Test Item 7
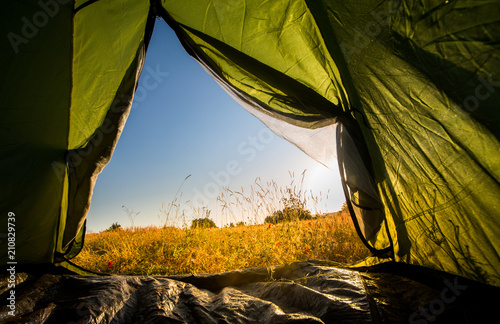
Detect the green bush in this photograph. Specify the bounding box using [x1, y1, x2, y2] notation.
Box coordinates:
[105, 222, 122, 232]
[265, 189, 313, 224]
[191, 218, 217, 229]
[265, 206, 312, 224]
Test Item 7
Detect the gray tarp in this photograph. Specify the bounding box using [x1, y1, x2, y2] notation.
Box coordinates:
[0, 261, 497, 323]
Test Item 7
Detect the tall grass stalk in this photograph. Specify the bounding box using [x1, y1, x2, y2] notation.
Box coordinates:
[74, 173, 370, 275]
[74, 213, 369, 275]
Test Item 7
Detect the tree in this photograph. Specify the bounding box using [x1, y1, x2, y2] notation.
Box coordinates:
[264, 189, 312, 224]
[105, 222, 121, 232]
[264, 207, 312, 224]
[191, 217, 217, 229]
[225, 221, 247, 228]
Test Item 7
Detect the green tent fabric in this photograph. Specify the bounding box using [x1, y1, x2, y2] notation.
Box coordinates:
[158, 0, 500, 286]
[1, 0, 499, 293]
[1, 0, 155, 265]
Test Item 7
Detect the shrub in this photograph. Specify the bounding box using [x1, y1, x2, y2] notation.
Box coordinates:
[265, 206, 312, 224]
[264, 187, 313, 224]
[105, 222, 122, 232]
[191, 217, 217, 229]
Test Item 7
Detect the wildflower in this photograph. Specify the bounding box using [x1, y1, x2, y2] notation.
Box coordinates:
[108, 261, 113, 267]
[268, 224, 271, 229]
[275, 242, 279, 246]
[305, 248, 309, 252]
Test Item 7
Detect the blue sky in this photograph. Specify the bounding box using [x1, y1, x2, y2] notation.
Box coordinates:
[86, 19, 345, 232]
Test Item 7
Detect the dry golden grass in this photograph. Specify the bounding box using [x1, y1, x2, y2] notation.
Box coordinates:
[74, 173, 370, 275]
[73, 212, 370, 275]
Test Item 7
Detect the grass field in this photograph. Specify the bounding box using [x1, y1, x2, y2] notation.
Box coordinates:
[73, 211, 370, 275]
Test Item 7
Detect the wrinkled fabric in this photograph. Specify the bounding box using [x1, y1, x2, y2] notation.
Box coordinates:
[1, 261, 497, 323]
[1, 0, 499, 298]
[159, 0, 500, 286]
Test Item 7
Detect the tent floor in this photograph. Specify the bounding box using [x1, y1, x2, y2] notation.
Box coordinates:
[1, 260, 497, 323]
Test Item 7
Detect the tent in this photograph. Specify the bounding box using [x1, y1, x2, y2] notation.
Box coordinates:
[1, 0, 499, 322]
